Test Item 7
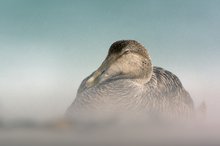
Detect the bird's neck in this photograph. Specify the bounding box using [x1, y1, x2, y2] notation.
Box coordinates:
[105, 55, 153, 85]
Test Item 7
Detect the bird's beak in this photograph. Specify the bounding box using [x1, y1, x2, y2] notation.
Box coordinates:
[85, 56, 114, 88]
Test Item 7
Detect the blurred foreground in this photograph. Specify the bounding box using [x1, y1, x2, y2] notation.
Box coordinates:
[0, 116, 220, 146]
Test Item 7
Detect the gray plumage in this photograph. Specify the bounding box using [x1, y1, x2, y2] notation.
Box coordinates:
[67, 40, 194, 120]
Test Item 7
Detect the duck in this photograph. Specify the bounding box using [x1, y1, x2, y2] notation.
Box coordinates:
[66, 40, 194, 120]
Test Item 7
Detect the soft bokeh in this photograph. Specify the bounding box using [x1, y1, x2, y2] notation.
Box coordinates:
[0, 0, 219, 122]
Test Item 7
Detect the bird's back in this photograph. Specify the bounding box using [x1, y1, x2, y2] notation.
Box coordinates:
[141, 66, 194, 119]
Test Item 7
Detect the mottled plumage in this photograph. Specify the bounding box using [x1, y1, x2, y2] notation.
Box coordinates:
[67, 40, 194, 120]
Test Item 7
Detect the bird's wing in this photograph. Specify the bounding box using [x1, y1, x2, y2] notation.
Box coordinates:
[141, 67, 194, 119]
[153, 67, 193, 102]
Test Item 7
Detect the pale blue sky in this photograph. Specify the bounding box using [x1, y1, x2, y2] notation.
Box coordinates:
[0, 0, 219, 120]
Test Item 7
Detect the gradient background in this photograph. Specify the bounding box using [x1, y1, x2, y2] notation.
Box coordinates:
[0, 0, 219, 121]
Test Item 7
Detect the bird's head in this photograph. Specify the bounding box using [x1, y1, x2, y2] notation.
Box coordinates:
[86, 40, 153, 88]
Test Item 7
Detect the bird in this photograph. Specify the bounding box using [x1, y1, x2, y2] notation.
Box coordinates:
[66, 40, 194, 120]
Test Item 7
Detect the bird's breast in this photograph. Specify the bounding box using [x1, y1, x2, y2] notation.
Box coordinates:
[75, 79, 146, 112]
